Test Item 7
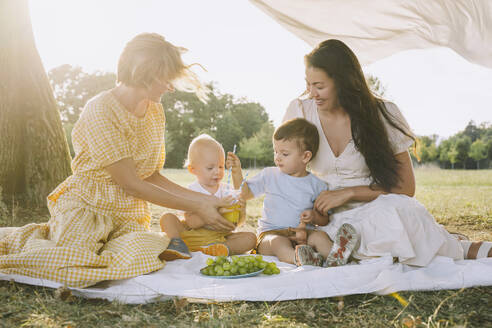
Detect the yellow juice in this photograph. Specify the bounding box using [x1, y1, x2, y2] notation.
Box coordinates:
[222, 204, 241, 224]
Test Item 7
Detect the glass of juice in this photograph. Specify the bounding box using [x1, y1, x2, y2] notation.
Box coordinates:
[222, 189, 241, 224]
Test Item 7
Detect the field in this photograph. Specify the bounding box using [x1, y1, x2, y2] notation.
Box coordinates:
[1, 168, 491, 327]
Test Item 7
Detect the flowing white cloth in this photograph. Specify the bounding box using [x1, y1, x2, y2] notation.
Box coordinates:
[250, 0, 492, 68]
[1, 252, 491, 304]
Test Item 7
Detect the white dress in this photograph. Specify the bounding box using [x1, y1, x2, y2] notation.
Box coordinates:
[283, 98, 463, 266]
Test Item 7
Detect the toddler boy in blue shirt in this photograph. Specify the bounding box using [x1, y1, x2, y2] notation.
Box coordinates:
[227, 118, 359, 266]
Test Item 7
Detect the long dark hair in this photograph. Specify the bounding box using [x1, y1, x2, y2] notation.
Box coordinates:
[305, 39, 415, 191]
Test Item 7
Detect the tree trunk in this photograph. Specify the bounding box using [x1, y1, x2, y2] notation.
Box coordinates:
[0, 0, 72, 208]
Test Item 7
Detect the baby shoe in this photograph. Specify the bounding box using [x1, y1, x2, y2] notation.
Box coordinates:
[198, 243, 230, 256]
[295, 245, 324, 266]
[160, 238, 192, 261]
[324, 223, 359, 267]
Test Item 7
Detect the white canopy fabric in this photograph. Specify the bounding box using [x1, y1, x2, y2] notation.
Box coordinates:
[250, 0, 492, 68]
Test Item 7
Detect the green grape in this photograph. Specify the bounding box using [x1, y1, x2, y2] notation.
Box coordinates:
[230, 266, 238, 274]
[255, 255, 263, 261]
[258, 261, 267, 269]
[267, 262, 276, 270]
[264, 268, 272, 275]
[206, 258, 214, 266]
[224, 270, 231, 276]
[239, 267, 247, 275]
[273, 268, 280, 274]
[222, 262, 231, 270]
[231, 255, 239, 263]
[216, 267, 224, 275]
[237, 260, 245, 267]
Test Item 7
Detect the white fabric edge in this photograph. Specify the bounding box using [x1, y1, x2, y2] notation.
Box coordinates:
[1, 253, 492, 304]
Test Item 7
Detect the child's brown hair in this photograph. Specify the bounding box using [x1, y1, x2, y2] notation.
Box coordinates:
[273, 118, 320, 160]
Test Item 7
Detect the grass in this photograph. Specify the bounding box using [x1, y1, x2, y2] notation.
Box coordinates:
[1, 168, 491, 327]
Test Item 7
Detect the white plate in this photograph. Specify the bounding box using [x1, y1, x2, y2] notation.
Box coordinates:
[200, 268, 265, 279]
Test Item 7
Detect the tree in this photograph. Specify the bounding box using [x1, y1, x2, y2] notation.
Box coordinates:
[448, 147, 459, 169]
[238, 122, 275, 168]
[49, 65, 116, 124]
[463, 120, 481, 142]
[238, 135, 263, 169]
[416, 135, 438, 163]
[454, 136, 472, 168]
[437, 139, 450, 168]
[161, 84, 272, 168]
[0, 0, 72, 208]
[469, 139, 487, 169]
[366, 75, 386, 97]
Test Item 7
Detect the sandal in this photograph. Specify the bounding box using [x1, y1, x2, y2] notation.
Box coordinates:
[295, 245, 324, 266]
[324, 223, 360, 267]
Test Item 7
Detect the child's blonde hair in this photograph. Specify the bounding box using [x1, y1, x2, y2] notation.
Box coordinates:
[185, 134, 224, 168]
[117, 32, 208, 100]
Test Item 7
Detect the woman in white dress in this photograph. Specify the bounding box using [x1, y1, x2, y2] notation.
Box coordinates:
[283, 39, 492, 266]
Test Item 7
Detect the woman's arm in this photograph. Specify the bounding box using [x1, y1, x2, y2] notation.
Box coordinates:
[105, 158, 235, 231]
[145, 170, 227, 202]
[315, 151, 415, 213]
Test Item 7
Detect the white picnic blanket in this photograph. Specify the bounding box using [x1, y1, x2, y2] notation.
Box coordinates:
[1, 253, 491, 304]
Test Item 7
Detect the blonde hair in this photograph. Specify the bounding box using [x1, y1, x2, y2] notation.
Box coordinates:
[117, 33, 208, 100]
[185, 134, 224, 167]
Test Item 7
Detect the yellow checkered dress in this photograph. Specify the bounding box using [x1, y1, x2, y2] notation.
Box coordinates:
[0, 91, 170, 288]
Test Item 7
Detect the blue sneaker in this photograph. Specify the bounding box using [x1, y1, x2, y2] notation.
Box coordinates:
[160, 238, 192, 261]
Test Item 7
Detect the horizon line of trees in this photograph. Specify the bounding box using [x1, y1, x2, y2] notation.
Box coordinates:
[411, 121, 492, 169]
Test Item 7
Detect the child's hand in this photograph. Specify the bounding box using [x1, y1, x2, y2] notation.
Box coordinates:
[293, 222, 307, 245]
[226, 152, 241, 174]
[300, 209, 315, 224]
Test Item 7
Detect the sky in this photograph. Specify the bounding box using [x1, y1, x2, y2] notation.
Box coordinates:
[29, 0, 492, 138]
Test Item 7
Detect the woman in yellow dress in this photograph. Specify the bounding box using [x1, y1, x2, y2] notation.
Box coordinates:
[0, 33, 235, 288]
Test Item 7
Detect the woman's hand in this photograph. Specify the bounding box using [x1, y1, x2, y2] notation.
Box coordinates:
[314, 189, 354, 214]
[198, 196, 236, 232]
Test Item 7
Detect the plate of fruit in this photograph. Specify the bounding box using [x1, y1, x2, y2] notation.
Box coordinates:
[200, 255, 280, 278]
